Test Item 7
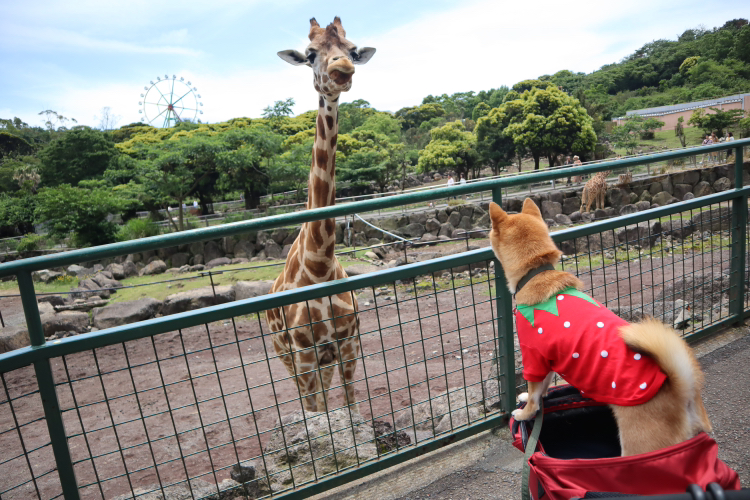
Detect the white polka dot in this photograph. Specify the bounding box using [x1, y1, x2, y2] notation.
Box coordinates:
[634, 353, 642, 360]
[597, 322, 604, 328]
[557, 295, 564, 300]
[563, 321, 571, 328]
[640, 383, 647, 390]
[537, 327, 543, 334]
[601, 350, 608, 358]
[572, 352, 579, 358]
[611, 381, 616, 389]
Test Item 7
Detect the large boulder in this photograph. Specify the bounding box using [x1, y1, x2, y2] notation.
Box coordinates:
[690, 207, 730, 232]
[105, 263, 127, 280]
[264, 241, 282, 259]
[425, 218, 441, 234]
[203, 240, 224, 263]
[558, 230, 615, 255]
[344, 264, 379, 276]
[169, 252, 190, 269]
[673, 183, 693, 200]
[693, 181, 714, 198]
[562, 197, 581, 215]
[458, 216, 473, 230]
[77, 278, 111, 299]
[401, 223, 426, 238]
[0, 325, 30, 353]
[140, 259, 167, 276]
[233, 240, 256, 259]
[91, 272, 123, 291]
[32, 270, 64, 284]
[41, 311, 89, 337]
[205, 257, 232, 269]
[92, 298, 162, 329]
[448, 211, 461, 227]
[541, 201, 562, 220]
[616, 221, 662, 248]
[713, 177, 731, 192]
[161, 286, 236, 315]
[606, 188, 629, 209]
[122, 260, 138, 278]
[651, 191, 673, 207]
[271, 228, 289, 245]
[234, 281, 274, 300]
[258, 409, 377, 496]
[438, 223, 453, 237]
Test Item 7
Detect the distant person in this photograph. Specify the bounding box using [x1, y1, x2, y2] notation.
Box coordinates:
[565, 155, 573, 185]
[726, 132, 735, 160]
[193, 200, 199, 208]
[711, 133, 719, 163]
[572, 155, 583, 184]
[701, 134, 713, 165]
[446, 175, 456, 200]
[459, 173, 467, 199]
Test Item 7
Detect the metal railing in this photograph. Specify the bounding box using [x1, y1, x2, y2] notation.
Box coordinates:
[0, 139, 747, 500]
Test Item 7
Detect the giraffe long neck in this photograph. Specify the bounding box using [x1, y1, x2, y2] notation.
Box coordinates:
[308, 95, 338, 209]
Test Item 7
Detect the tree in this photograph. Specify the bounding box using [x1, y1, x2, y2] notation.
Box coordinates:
[611, 118, 643, 155]
[338, 100, 376, 134]
[338, 129, 405, 194]
[0, 132, 33, 158]
[475, 106, 517, 175]
[417, 120, 479, 179]
[38, 127, 117, 186]
[35, 184, 125, 246]
[688, 107, 745, 135]
[502, 85, 597, 169]
[675, 116, 688, 147]
[0, 193, 36, 237]
[96, 107, 121, 131]
[38, 110, 77, 131]
[262, 98, 295, 122]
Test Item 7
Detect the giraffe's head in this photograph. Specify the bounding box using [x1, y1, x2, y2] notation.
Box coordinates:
[278, 17, 376, 98]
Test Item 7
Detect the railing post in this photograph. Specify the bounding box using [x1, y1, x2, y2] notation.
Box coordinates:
[17, 271, 80, 499]
[491, 187, 517, 415]
[730, 146, 746, 323]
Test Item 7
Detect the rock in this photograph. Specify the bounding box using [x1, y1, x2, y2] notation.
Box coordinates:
[619, 204, 637, 215]
[401, 223, 426, 238]
[161, 286, 236, 316]
[233, 240, 256, 259]
[41, 311, 89, 337]
[661, 219, 695, 239]
[77, 279, 111, 299]
[693, 181, 714, 197]
[189, 241, 205, 257]
[234, 281, 273, 300]
[606, 188, 629, 209]
[593, 209, 608, 220]
[660, 177, 673, 195]
[113, 479, 241, 500]
[259, 409, 377, 495]
[265, 241, 282, 259]
[122, 261, 138, 278]
[713, 177, 731, 192]
[231, 462, 261, 498]
[541, 201, 562, 219]
[683, 192, 695, 200]
[469, 228, 487, 239]
[558, 231, 615, 255]
[105, 263, 127, 280]
[409, 212, 428, 226]
[629, 192, 639, 204]
[616, 221, 662, 248]
[673, 183, 693, 200]
[66, 264, 92, 277]
[438, 223, 453, 238]
[156, 246, 177, 261]
[425, 218, 441, 234]
[458, 216, 473, 230]
[569, 211, 582, 222]
[344, 264, 379, 276]
[635, 200, 652, 211]
[231, 258, 248, 265]
[270, 228, 289, 245]
[651, 191, 672, 206]
[0, 325, 30, 353]
[690, 207, 730, 232]
[91, 272, 123, 291]
[38, 295, 67, 307]
[364, 250, 379, 259]
[448, 211, 461, 227]
[436, 209, 449, 224]
[554, 214, 572, 225]
[563, 197, 581, 215]
[639, 190, 652, 203]
[169, 252, 190, 268]
[459, 205, 474, 219]
[548, 191, 564, 204]
[203, 240, 224, 263]
[140, 259, 167, 276]
[32, 270, 64, 283]
[649, 182, 663, 195]
[206, 257, 232, 269]
[395, 386, 489, 436]
[420, 233, 438, 243]
[281, 244, 292, 259]
[189, 265, 205, 272]
[474, 213, 490, 228]
[92, 298, 162, 329]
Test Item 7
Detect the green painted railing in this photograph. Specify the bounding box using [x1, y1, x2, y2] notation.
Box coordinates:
[0, 139, 747, 500]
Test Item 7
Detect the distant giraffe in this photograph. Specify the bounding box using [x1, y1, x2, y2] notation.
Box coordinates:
[266, 17, 376, 413]
[617, 171, 633, 188]
[580, 170, 611, 213]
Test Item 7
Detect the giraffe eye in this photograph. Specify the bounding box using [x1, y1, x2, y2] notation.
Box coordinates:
[307, 52, 316, 63]
[350, 49, 359, 61]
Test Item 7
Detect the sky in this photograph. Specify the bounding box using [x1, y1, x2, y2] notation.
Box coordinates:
[1, 0, 748, 129]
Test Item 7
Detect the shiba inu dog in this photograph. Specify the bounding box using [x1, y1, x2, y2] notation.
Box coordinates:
[488, 198, 711, 456]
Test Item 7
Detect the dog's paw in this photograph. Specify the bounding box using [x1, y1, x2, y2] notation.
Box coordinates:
[517, 392, 529, 403]
[512, 408, 534, 421]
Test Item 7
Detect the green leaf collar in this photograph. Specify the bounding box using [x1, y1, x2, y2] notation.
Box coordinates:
[516, 287, 599, 327]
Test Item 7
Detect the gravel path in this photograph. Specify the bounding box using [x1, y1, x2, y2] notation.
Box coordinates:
[398, 327, 750, 500]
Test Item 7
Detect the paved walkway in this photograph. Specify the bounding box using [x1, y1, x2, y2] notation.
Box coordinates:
[396, 326, 750, 500]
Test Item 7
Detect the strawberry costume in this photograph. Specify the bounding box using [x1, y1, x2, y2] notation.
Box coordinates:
[515, 288, 666, 406]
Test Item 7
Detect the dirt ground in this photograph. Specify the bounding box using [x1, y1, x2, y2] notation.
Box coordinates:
[0, 236, 738, 499]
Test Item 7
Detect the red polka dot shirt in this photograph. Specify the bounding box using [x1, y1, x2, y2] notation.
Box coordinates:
[515, 288, 667, 406]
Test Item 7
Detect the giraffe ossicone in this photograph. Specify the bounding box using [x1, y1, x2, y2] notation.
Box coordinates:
[267, 17, 376, 415]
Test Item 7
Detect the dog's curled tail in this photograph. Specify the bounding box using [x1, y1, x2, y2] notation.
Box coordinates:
[620, 318, 711, 432]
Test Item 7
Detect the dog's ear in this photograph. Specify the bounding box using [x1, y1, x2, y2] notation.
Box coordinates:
[521, 198, 543, 219]
[489, 202, 507, 228]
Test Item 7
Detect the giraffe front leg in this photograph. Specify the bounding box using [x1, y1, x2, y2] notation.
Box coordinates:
[337, 338, 360, 414]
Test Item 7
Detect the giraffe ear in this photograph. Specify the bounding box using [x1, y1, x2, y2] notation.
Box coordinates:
[278, 50, 309, 66]
[353, 47, 376, 65]
[521, 198, 543, 219]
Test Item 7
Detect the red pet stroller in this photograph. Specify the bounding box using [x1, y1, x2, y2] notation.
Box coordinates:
[509, 385, 743, 500]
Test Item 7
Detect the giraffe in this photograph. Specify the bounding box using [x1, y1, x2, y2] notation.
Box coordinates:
[579, 170, 611, 213]
[267, 17, 376, 414]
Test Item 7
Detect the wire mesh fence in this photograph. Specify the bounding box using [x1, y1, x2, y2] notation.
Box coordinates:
[0, 142, 747, 499]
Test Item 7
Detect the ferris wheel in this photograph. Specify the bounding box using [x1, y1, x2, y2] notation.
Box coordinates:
[138, 75, 203, 127]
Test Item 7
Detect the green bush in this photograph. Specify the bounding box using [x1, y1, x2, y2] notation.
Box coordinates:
[117, 217, 160, 241]
[16, 233, 45, 253]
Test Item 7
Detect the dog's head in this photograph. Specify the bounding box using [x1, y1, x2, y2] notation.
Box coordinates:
[489, 199, 562, 293]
